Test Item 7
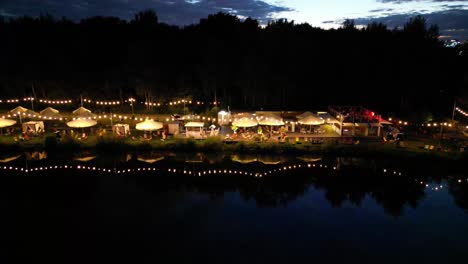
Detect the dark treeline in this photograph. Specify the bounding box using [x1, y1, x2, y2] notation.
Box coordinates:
[0, 11, 466, 120]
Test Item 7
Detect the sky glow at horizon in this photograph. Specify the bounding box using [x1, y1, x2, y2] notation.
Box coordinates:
[1, 0, 468, 39]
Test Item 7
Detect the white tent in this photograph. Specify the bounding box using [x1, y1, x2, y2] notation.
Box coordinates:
[39, 107, 62, 119]
[22, 121, 45, 133]
[112, 124, 130, 136]
[0, 118, 16, 128]
[217, 110, 231, 125]
[185, 121, 205, 127]
[232, 117, 258, 128]
[67, 119, 97, 128]
[72, 106, 96, 119]
[185, 122, 205, 139]
[258, 114, 284, 126]
[135, 119, 163, 131]
[298, 115, 325, 125]
[9, 106, 39, 117]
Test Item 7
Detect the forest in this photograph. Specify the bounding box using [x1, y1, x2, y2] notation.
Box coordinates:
[0, 11, 466, 121]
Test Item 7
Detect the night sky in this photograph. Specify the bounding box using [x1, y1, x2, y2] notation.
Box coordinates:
[1, 0, 468, 39]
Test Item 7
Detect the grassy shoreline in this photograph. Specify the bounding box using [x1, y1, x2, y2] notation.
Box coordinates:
[0, 134, 466, 162]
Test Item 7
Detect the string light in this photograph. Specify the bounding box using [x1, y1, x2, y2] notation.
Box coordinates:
[455, 107, 468, 117]
[0, 99, 20, 103]
[38, 99, 73, 104]
[96, 101, 120, 105]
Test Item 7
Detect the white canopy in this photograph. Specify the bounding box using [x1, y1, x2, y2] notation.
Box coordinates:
[185, 122, 204, 127]
[112, 123, 130, 136]
[9, 106, 39, 116]
[22, 121, 45, 133]
[67, 119, 97, 128]
[136, 119, 163, 131]
[232, 117, 258, 128]
[298, 115, 325, 125]
[39, 107, 62, 119]
[258, 114, 284, 126]
[0, 118, 16, 128]
[72, 106, 96, 118]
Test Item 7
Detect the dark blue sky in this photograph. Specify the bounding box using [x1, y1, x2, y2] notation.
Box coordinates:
[1, 0, 467, 39]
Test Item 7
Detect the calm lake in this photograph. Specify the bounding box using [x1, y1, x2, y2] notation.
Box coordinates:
[0, 151, 467, 263]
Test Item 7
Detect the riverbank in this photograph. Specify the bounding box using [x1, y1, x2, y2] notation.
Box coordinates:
[0, 134, 466, 162]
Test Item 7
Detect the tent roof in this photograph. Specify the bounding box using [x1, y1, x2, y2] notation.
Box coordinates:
[298, 115, 325, 125]
[232, 117, 258, 127]
[185, 121, 204, 127]
[0, 118, 16, 128]
[135, 119, 163, 131]
[67, 119, 97, 128]
[40, 107, 59, 114]
[23, 121, 44, 125]
[39, 107, 62, 119]
[9, 106, 39, 116]
[258, 113, 284, 126]
[72, 106, 96, 118]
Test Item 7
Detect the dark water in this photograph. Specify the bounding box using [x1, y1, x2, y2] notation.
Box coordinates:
[0, 151, 467, 263]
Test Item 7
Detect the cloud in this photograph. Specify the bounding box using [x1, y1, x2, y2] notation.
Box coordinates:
[369, 8, 395, 12]
[377, 0, 468, 3]
[354, 8, 468, 39]
[0, 0, 292, 25]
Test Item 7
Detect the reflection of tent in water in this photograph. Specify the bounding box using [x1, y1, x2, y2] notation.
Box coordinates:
[112, 124, 130, 136]
[22, 121, 45, 133]
[184, 153, 204, 163]
[137, 155, 165, 164]
[203, 153, 225, 164]
[26, 151, 47, 160]
[74, 155, 97, 162]
[297, 156, 322, 163]
[257, 156, 284, 165]
[231, 154, 258, 164]
[0, 154, 21, 163]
